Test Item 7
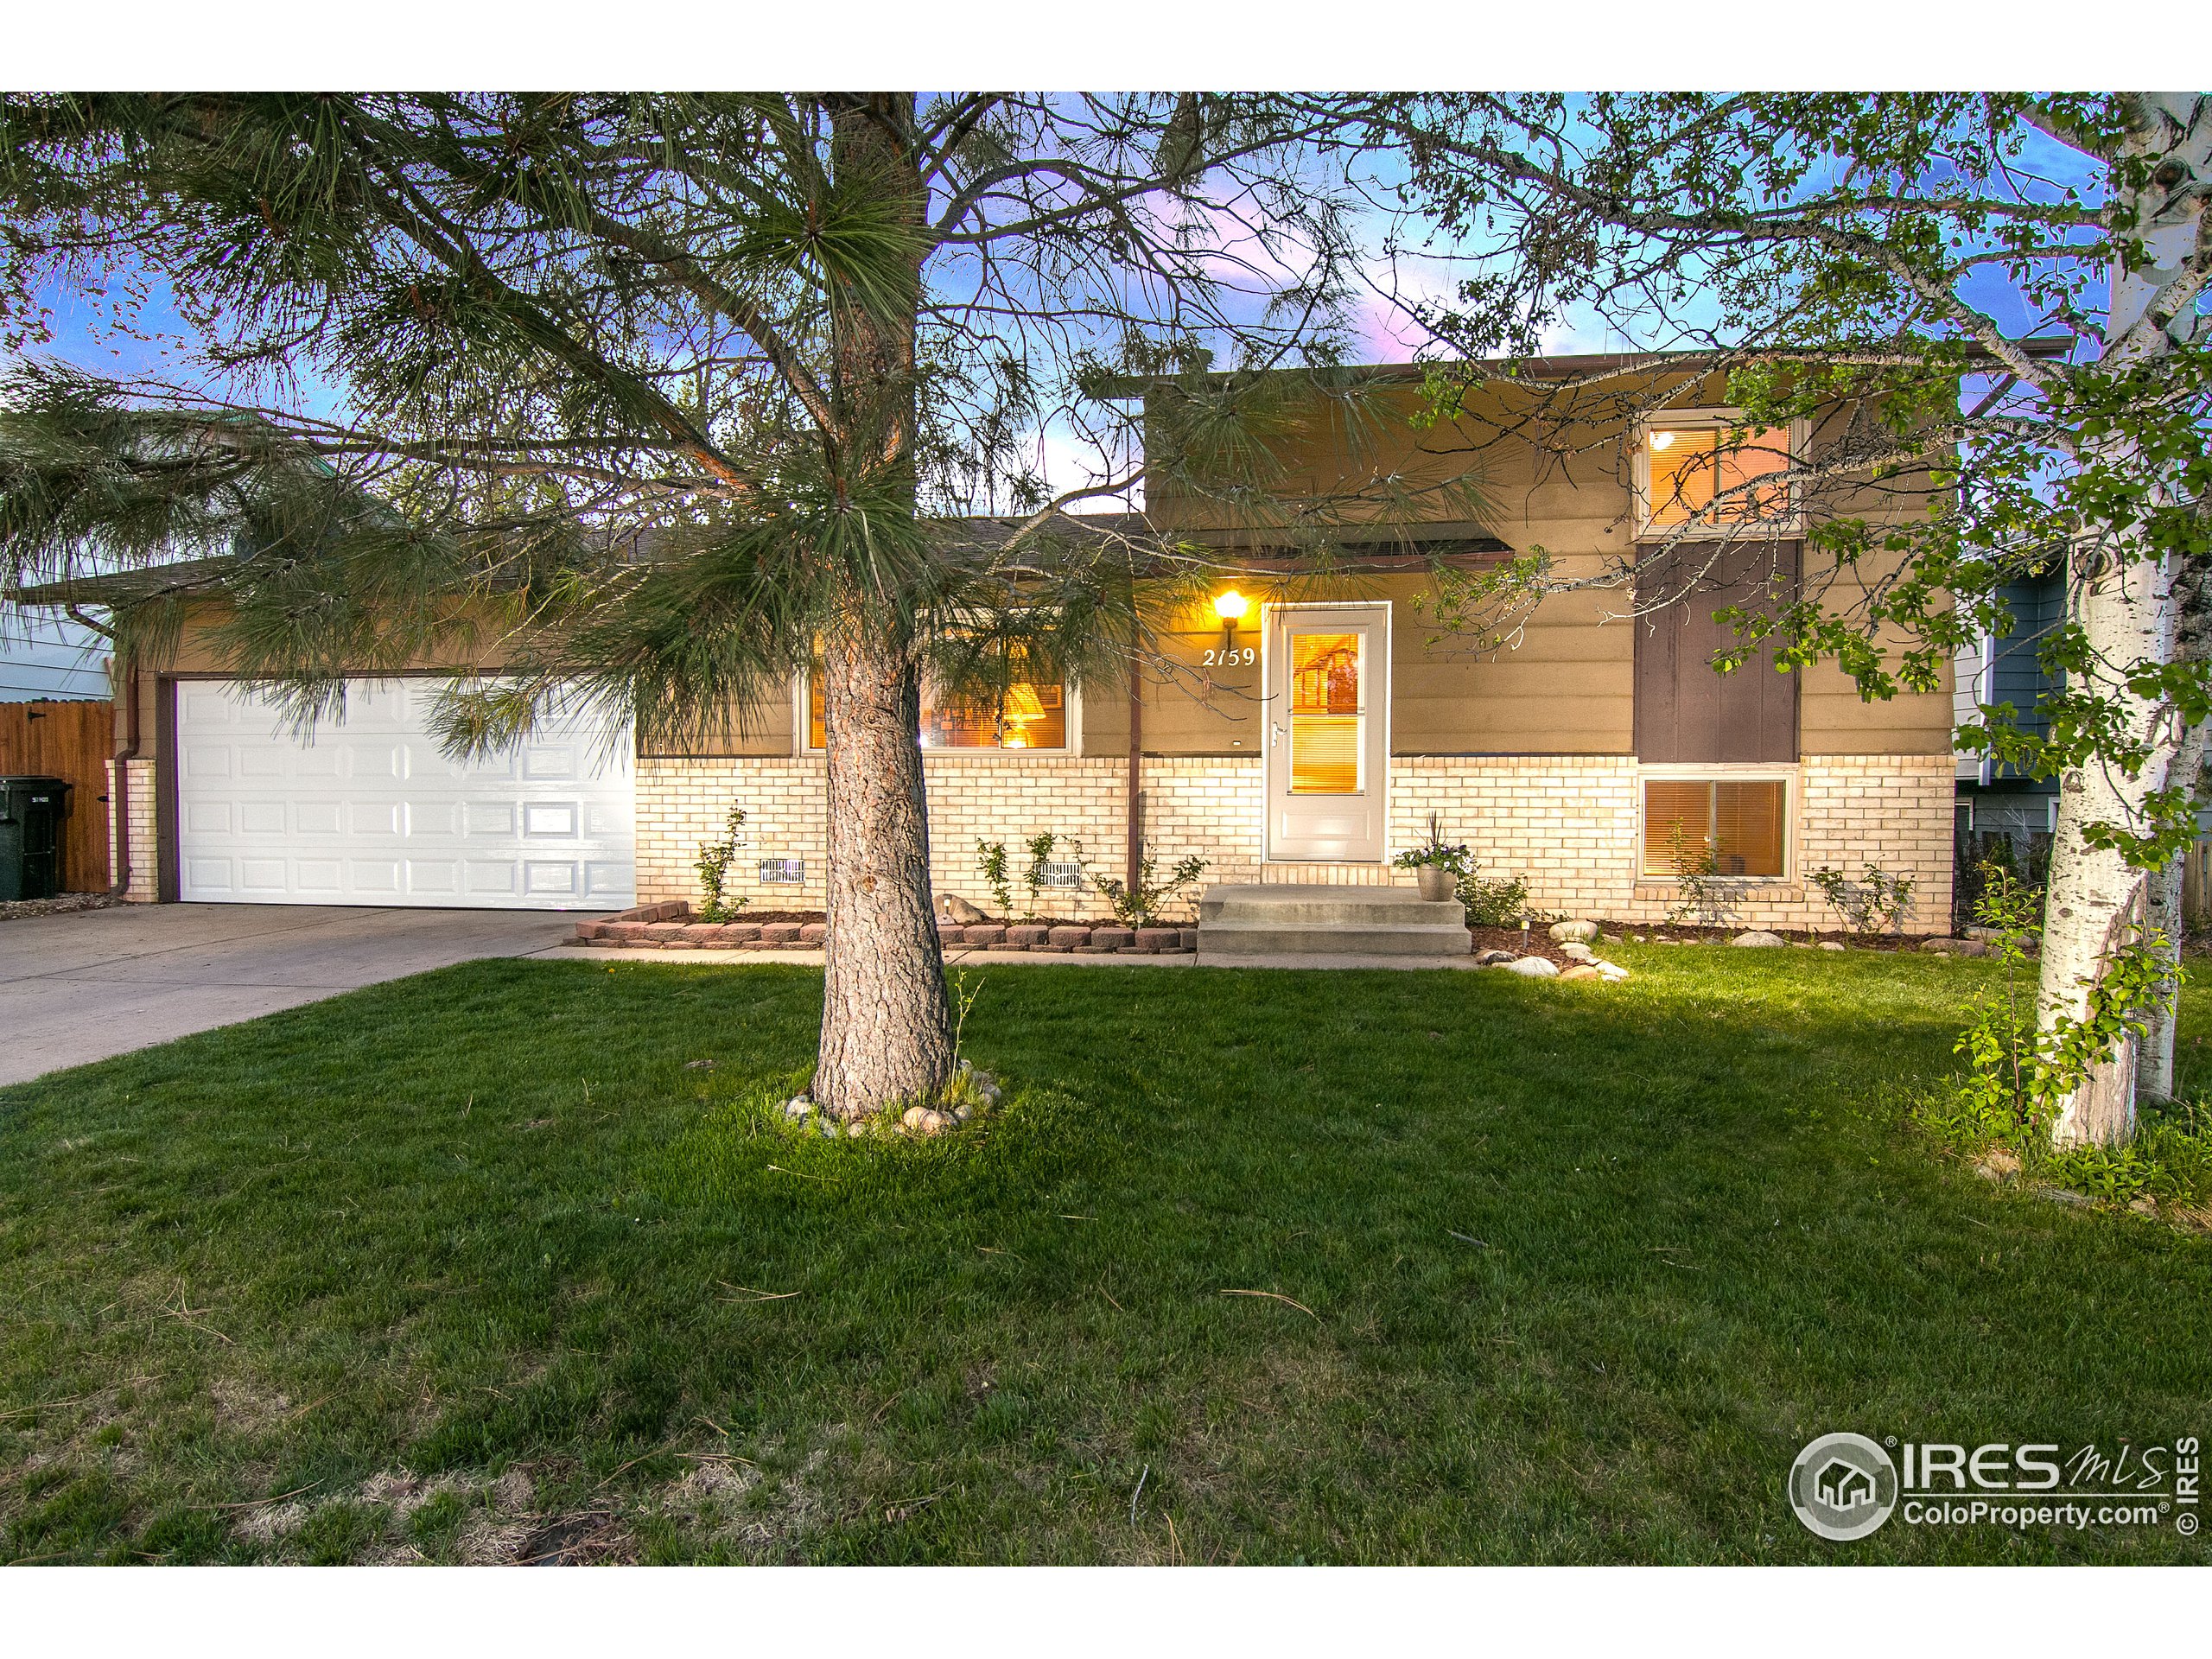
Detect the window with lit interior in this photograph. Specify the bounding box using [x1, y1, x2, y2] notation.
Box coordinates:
[1642, 779, 1788, 878]
[1640, 417, 1797, 535]
[807, 654, 1067, 752]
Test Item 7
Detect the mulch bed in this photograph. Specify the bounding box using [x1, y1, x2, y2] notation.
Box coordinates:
[0, 891, 124, 925]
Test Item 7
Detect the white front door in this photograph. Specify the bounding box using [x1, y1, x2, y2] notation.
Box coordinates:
[175, 677, 636, 909]
[1265, 604, 1389, 862]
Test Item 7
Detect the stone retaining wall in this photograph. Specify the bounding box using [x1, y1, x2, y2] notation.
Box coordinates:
[575, 900, 1196, 954]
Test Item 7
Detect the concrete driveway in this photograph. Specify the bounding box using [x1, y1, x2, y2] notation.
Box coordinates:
[0, 904, 594, 1086]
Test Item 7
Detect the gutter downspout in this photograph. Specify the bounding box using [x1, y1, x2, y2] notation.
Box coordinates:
[107, 656, 140, 899]
[1126, 668, 1144, 896]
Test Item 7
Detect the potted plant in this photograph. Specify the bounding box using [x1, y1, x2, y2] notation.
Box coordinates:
[1393, 815, 1471, 902]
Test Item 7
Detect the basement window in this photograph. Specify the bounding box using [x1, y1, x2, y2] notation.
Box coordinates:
[805, 655, 1068, 753]
[1642, 778, 1789, 878]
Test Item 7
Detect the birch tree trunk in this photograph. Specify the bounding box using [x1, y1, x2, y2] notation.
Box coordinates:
[2041, 93, 2212, 1147]
[2140, 557, 2212, 1101]
[812, 94, 956, 1119]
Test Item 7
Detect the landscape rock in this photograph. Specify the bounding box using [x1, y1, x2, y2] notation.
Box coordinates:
[1819, 941, 1846, 952]
[783, 1097, 813, 1120]
[1732, 931, 1785, 948]
[1558, 963, 1601, 982]
[1475, 949, 1519, 966]
[1973, 1147, 2020, 1180]
[1548, 919, 1601, 944]
[1505, 956, 1559, 978]
[939, 894, 988, 925]
[1597, 963, 1630, 982]
[2129, 1194, 2158, 1217]
[901, 1105, 930, 1131]
[1921, 937, 1988, 957]
[1559, 942, 1597, 963]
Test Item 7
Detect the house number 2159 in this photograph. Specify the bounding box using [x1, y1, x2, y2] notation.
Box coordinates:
[1203, 646, 1256, 666]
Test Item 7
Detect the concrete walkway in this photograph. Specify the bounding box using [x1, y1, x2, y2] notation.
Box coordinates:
[0, 904, 594, 1086]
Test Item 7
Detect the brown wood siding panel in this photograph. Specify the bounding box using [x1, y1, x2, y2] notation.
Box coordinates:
[1633, 543, 1800, 763]
[0, 699, 114, 891]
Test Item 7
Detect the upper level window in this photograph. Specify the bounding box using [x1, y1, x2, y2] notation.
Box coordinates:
[806, 655, 1068, 752]
[1637, 412, 1802, 537]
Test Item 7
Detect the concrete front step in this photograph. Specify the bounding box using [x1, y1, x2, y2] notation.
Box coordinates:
[1196, 883, 1471, 962]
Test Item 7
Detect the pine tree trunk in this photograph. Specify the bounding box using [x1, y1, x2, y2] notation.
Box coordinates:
[2038, 94, 2212, 1147]
[809, 92, 954, 1118]
[816, 622, 953, 1118]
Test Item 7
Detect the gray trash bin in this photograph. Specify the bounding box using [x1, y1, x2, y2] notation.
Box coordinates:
[0, 776, 71, 901]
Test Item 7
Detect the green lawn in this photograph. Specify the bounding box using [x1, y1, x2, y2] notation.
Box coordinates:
[3, 946, 2209, 1564]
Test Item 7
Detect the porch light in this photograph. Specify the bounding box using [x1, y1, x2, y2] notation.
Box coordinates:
[1214, 588, 1249, 652]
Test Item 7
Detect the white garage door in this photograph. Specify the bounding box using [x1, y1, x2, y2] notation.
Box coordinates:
[176, 677, 635, 909]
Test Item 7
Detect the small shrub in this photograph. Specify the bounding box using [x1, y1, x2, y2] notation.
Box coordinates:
[1457, 868, 1534, 928]
[1810, 862, 1917, 938]
[1920, 856, 2194, 1209]
[694, 802, 749, 923]
[1092, 850, 1209, 926]
[976, 841, 1014, 918]
[1664, 822, 1734, 927]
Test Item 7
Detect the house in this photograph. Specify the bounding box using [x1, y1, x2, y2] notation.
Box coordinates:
[17, 354, 1955, 933]
[1953, 564, 2063, 847]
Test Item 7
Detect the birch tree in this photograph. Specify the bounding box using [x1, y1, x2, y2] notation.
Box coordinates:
[1395, 92, 2212, 1145]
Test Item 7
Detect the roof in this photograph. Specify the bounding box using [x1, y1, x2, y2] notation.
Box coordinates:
[7, 553, 248, 608]
[1096, 340, 2078, 397]
[8, 512, 1509, 609]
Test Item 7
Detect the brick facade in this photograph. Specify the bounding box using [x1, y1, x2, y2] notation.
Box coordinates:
[635, 749, 1953, 933]
[109, 757, 159, 904]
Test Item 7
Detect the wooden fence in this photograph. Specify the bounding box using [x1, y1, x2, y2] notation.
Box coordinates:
[0, 699, 115, 892]
[2185, 836, 2212, 931]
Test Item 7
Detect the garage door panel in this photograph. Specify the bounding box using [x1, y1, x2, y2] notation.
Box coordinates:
[176, 678, 633, 910]
[407, 860, 459, 894]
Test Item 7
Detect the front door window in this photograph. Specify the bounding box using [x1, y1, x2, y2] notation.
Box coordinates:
[1289, 631, 1364, 794]
[1267, 607, 1388, 861]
